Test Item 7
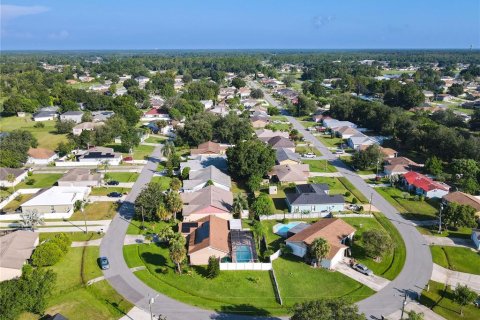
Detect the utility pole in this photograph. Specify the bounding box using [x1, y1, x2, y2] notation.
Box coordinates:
[82, 202, 88, 234]
[438, 203, 444, 234]
[400, 292, 408, 320]
[369, 192, 373, 215]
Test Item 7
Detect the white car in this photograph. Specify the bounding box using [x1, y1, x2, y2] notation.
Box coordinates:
[303, 153, 315, 158]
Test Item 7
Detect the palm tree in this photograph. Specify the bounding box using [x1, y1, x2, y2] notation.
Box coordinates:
[251, 220, 265, 252]
[169, 239, 186, 274]
[169, 177, 182, 191]
[309, 237, 330, 268]
[165, 191, 183, 217]
[156, 203, 171, 221]
[232, 193, 248, 218]
[162, 141, 176, 159]
[6, 173, 16, 193]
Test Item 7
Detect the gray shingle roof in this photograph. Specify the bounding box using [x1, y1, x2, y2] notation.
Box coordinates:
[286, 192, 344, 205]
[183, 166, 231, 190]
[276, 148, 300, 164]
[267, 136, 295, 149]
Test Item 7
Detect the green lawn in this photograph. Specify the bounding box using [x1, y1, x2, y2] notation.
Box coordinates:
[151, 176, 172, 190]
[302, 160, 337, 173]
[266, 123, 291, 131]
[308, 176, 365, 204]
[69, 202, 118, 221]
[0, 116, 68, 150]
[40, 232, 104, 242]
[125, 243, 284, 316]
[38, 245, 132, 320]
[376, 187, 439, 220]
[343, 214, 406, 280]
[270, 116, 288, 122]
[126, 219, 174, 235]
[431, 246, 480, 275]
[14, 174, 62, 190]
[90, 186, 129, 196]
[259, 186, 292, 214]
[273, 255, 375, 307]
[106, 172, 139, 182]
[417, 226, 473, 239]
[316, 135, 344, 149]
[300, 121, 318, 129]
[132, 144, 155, 160]
[338, 177, 369, 203]
[145, 136, 167, 144]
[2, 194, 34, 212]
[295, 145, 321, 156]
[420, 281, 480, 320]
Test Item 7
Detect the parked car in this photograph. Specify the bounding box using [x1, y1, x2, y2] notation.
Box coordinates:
[335, 149, 344, 154]
[107, 192, 123, 198]
[107, 180, 119, 186]
[303, 153, 315, 158]
[99, 256, 110, 270]
[353, 263, 373, 276]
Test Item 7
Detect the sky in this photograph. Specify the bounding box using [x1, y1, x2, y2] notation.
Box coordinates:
[1, 0, 479, 50]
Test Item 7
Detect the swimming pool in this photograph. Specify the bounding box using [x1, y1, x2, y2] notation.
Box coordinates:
[273, 221, 303, 237]
[235, 245, 253, 262]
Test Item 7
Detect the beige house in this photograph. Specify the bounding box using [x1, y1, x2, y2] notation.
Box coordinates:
[181, 185, 233, 222]
[443, 191, 480, 216]
[185, 215, 230, 265]
[269, 164, 310, 184]
[0, 231, 39, 281]
[0, 167, 28, 187]
[250, 115, 269, 128]
[72, 121, 104, 136]
[21, 186, 90, 219]
[27, 148, 58, 165]
[57, 168, 102, 187]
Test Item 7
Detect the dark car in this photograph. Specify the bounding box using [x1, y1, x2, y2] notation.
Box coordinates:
[107, 180, 119, 186]
[107, 192, 122, 198]
[353, 263, 373, 276]
[99, 256, 110, 270]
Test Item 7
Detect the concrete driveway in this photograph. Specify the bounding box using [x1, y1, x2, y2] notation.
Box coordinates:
[431, 263, 480, 293]
[335, 260, 390, 291]
[424, 235, 475, 248]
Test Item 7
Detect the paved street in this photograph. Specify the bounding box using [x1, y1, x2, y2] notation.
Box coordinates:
[255, 82, 433, 319]
[431, 263, 480, 293]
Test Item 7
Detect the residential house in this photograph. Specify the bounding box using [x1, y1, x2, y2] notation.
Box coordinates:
[276, 148, 301, 165]
[323, 119, 357, 129]
[209, 105, 231, 117]
[32, 111, 57, 122]
[267, 136, 295, 152]
[200, 100, 214, 109]
[0, 168, 28, 187]
[135, 76, 150, 87]
[150, 96, 165, 108]
[250, 115, 270, 128]
[72, 121, 104, 136]
[0, 231, 39, 281]
[92, 111, 115, 122]
[285, 184, 345, 215]
[21, 186, 90, 219]
[471, 229, 480, 250]
[383, 157, 421, 176]
[190, 141, 226, 156]
[89, 84, 110, 92]
[77, 147, 122, 166]
[334, 126, 362, 139]
[255, 129, 289, 142]
[57, 168, 102, 187]
[269, 164, 310, 184]
[60, 111, 84, 123]
[184, 215, 230, 265]
[237, 87, 251, 99]
[27, 148, 58, 165]
[442, 191, 480, 216]
[380, 147, 398, 159]
[436, 94, 454, 102]
[402, 171, 450, 198]
[183, 166, 231, 193]
[180, 156, 228, 173]
[286, 218, 355, 269]
[218, 87, 236, 100]
[312, 114, 327, 123]
[142, 108, 170, 121]
[181, 185, 233, 222]
[347, 134, 377, 150]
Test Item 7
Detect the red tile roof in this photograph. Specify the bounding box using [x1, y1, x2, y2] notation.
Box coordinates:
[403, 171, 449, 192]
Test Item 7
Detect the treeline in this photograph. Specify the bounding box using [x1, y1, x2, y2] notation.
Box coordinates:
[329, 95, 480, 162]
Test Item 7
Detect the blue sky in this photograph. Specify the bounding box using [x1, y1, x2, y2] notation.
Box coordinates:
[1, 0, 479, 50]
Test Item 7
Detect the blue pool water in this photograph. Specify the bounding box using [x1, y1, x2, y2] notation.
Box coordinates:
[235, 245, 253, 262]
[273, 221, 302, 237]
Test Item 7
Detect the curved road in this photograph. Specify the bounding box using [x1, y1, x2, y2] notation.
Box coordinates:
[257, 82, 433, 318]
[101, 84, 433, 319]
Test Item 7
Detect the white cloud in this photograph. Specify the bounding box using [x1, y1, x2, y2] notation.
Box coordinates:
[48, 30, 69, 40]
[312, 15, 336, 29]
[1, 4, 49, 22]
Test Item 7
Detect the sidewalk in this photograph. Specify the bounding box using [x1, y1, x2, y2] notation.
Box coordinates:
[72, 234, 147, 247]
[334, 259, 390, 291]
[385, 301, 446, 320]
[431, 263, 480, 293]
[309, 172, 343, 177]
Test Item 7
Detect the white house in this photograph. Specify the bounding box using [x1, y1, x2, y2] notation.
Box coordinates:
[60, 111, 84, 123]
[347, 134, 377, 150]
[200, 100, 214, 109]
[142, 108, 171, 121]
[72, 122, 105, 136]
[286, 218, 355, 269]
[0, 168, 28, 187]
[285, 184, 345, 216]
[27, 148, 58, 165]
[32, 111, 57, 122]
[77, 147, 122, 166]
[20, 186, 91, 219]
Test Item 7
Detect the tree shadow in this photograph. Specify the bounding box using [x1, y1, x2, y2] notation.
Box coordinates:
[212, 304, 280, 319]
[140, 251, 168, 272]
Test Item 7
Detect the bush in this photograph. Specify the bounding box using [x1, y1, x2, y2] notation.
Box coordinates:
[14, 195, 23, 202]
[51, 233, 72, 254]
[264, 249, 274, 260]
[158, 266, 169, 274]
[351, 198, 358, 204]
[31, 241, 64, 266]
[33, 122, 45, 128]
[344, 191, 351, 197]
[25, 179, 35, 186]
[206, 256, 220, 279]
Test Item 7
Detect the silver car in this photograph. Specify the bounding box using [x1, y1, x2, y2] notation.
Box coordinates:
[353, 263, 373, 276]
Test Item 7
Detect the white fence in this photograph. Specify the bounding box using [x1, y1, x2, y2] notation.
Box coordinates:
[220, 262, 272, 271]
[269, 249, 282, 261]
[0, 188, 41, 210]
[260, 213, 374, 220]
[333, 213, 374, 218]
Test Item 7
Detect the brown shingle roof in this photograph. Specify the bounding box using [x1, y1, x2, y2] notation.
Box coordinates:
[28, 147, 56, 159]
[270, 164, 309, 182]
[190, 141, 225, 155]
[443, 191, 480, 212]
[287, 218, 356, 259]
[188, 215, 230, 254]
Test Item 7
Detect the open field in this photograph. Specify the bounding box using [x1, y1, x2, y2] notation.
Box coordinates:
[106, 172, 139, 182]
[70, 201, 119, 221]
[0, 116, 68, 150]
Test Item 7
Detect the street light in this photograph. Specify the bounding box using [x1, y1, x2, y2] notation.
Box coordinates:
[149, 297, 155, 320]
[438, 203, 444, 234]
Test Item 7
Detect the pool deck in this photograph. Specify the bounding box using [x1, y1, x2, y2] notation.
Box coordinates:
[230, 230, 258, 262]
